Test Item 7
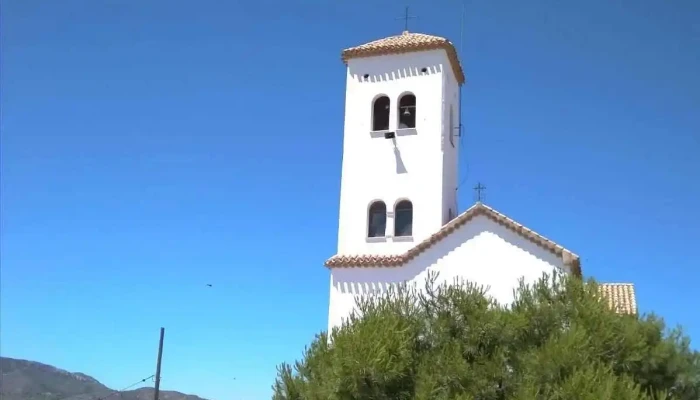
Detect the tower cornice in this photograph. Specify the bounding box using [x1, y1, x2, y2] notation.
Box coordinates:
[341, 31, 466, 85]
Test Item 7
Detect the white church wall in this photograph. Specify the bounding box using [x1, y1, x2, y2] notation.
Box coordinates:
[327, 215, 567, 332]
[441, 67, 460, 222]
[336, 49, 459, 257]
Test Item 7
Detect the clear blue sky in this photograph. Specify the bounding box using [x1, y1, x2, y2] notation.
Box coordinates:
[2, 1, 699, 399]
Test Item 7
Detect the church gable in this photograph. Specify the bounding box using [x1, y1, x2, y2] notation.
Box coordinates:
[326, 202, 582, 277]
[329, 205, 576, 317]
[327, 203, 637, 319]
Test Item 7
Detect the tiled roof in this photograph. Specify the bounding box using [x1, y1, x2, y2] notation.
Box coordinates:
[341, 31, 466, 85]
[325, 202, 582, 276]
[599, 283, 637, 315]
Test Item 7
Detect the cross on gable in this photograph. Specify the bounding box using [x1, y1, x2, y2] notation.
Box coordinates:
[395, 6, 417, 31]
[474, 182, 486, 202]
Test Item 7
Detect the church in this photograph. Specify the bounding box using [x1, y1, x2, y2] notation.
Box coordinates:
[325, 30, 637, 333]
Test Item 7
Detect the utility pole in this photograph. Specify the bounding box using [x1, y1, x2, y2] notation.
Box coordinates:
[153, 327, 165, 400]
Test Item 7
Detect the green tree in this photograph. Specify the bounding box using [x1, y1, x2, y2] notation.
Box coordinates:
[272, 273, 700, 400]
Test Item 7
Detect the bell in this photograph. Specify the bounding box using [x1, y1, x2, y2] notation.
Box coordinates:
[403, 108, 411, 116]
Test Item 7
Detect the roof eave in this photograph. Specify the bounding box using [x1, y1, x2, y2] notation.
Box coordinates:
[341, 44, 466, 85]
[325, 202, 580, 274]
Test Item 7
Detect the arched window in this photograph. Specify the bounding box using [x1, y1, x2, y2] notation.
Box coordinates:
[398, 93, 416, 129]
[394, 200, 413, 237]
[372, 96, 390, 131]
[367, 201, 387, 237]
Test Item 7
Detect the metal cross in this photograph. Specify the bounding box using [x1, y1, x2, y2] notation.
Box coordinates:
[396, 6, 417, 31]
[473, 182, 486, 202]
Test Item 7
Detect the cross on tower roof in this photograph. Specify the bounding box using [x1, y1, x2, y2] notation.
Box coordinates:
[474, 182, 486, 202]
[395, 6, 417, 32]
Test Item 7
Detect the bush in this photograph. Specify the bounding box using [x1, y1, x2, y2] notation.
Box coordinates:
[272, 273, 700, 400]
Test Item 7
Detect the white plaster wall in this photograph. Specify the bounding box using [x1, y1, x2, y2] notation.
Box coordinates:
[327, 215, 568, 332]
[441, 66, 460, 223]
[336, 49, 461, 256]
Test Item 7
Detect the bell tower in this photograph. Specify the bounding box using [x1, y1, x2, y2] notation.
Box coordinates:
[335, 31, 465, 257]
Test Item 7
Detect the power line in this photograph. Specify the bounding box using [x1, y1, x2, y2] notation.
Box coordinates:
[54, 374, 155, 400]
[94, 374, 156, 400]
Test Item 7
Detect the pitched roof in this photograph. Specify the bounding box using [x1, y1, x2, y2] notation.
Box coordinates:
[599, 283, 637, 315]
[325, 202, 582, 276]
[341, 31, 466, 85]
[325, 203, 637, 315]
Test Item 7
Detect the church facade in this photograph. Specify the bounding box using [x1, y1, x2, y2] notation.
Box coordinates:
[326, 31, 636, 333]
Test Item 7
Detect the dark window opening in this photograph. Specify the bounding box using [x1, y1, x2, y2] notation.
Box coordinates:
[372, 96, 390, 131]
[394, 200, 413, 237]
[368, 201, 387, 237]
[398, 94, 416, 129]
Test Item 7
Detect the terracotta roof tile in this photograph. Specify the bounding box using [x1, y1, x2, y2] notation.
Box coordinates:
[342, 31, 466, 85]
[325, 202, 582, 277]
[599, 283, 637, 315]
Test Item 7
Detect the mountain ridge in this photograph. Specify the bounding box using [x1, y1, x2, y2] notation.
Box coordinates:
[0, 357, 210, 400]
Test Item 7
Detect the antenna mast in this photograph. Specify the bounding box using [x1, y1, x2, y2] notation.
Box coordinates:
[459, 1, 465, 55]
[456, 1, 467, 212]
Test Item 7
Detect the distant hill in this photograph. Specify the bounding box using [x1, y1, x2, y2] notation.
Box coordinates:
[0, 357, 209, 400]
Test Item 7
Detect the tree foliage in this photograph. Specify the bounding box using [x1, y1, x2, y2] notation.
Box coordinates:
[272, 273, 700, 400]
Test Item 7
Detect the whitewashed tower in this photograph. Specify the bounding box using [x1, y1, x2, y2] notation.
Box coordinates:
[325, 31, 637, 334]
[335, 31, 465, 258]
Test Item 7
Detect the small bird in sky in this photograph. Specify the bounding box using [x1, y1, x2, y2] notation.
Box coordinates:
[206, 284, 213, 287]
